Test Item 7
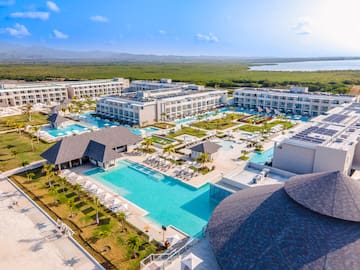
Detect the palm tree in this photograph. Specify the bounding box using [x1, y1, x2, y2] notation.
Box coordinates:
[198, 152, 210, 164]
[60, 106, 67, 115]
[73, 183, 82, 200]
[117, 212, 127, 232]
[127, 235, 140, 259]
[94, 196, 100, 225]
[26, 172, 35, 184]
[42, 163, 55, 187]
[6, 120, 14, 128]
[16, 122, 25, 135]
[68, 198, 75, 218]
[23, 103, 32, 121]
[59, 176, 67, 193]
[163, 144, 175, 155]
[32, 126, 41, 143]
[49, 185, 58, 205]
[142, 137, 154, 152]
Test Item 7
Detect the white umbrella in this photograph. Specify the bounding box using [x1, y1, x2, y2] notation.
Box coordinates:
[111, 198, 121, 206]
[74, 176, 84, 184]
[83, 180, 92, 188]
[100, 193, 113, 202]
[181, 253, 203, 270]
[94, 188, 104, 196]
[87, 184, 98, 192]
[67, 172, 76, 178]
[166, 234, 180, 246]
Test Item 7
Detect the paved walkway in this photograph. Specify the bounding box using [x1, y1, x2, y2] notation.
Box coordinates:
[0, 160, 45, 177]
[0, 177, 103, 270]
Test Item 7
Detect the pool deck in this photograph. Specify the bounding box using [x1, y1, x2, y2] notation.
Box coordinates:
[0, 177, 103, 270]
[70, 165, 189, 244]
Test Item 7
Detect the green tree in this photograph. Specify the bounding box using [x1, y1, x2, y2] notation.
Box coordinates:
[94, 196, 100, 225]
[117, 211, 127, 232]
[67, 198, 75, 218]
[42, 163, 55, 187]
[163, 144, 175, 155]
[142, 137, 154, 152]
[73, 183, 83, 200]
[16, 122, 25, 135]
[59, 176, 67, 193]
[197, 152, 210, 164]
[26, 172, 35, 183]
[127, 235, 141, 259]
[23, 103, 32, 121]
[49, 185, 58, 205]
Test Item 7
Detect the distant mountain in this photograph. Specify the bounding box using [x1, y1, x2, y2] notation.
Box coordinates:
[0, 43, 359, 64]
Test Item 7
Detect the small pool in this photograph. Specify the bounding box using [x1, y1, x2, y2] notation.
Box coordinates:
[235, 109, 310, 122]
[250, 147, 274, 165]
[85, 160, 224, 237]
[43, 124, 89, 138]
[79, 113, 120, 129]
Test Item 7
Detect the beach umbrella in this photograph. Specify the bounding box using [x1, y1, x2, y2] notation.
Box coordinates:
[111, 198, 121, 206]
[87, 184, 98, 192]
[181, 253, 203, 270]
[94, 188, 104, 196]
[101, 193, 113, 201]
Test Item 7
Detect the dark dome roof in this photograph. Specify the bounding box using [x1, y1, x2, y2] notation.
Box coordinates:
[207, 171, 360, 270]
[284, 171, 360, 222]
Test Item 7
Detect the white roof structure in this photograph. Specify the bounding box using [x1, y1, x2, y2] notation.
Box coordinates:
[181, 253, 203, 270]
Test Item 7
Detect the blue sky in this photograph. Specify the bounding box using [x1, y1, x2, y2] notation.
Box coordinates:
[1, 0, 360, 57]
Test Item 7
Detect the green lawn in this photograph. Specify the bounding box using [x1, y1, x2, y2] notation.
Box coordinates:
[237, 119, 294, 133]
[0, 132, 53, 171]
[0, 63, 358, 93]
[0, 112, 48, 131]
[191, 113, 243, 130]
[145, 122, 175, 129]
[237, 124, 264, 133]
[11, 168, 161, 270]
[151, 135, 174, 145]
[167, 127, 206, 139]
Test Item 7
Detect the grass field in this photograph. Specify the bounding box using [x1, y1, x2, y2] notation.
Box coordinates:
[167, 127, 206, 139]
[1, 63, 360, 93]
[191, 113, 243, 130]
[0, 112, 48, 131]
[11, 169, 161, 270]
[0, 132, 53, 171]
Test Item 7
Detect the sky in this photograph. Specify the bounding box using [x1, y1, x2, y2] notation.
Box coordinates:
[1, 0, 360, 57]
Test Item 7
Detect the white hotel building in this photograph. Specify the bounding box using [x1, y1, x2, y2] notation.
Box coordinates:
[272, 102, 360, 175]
[96, 86, 228, 126]
[0, 78, 129, 107]
[233, 86, 356, 116]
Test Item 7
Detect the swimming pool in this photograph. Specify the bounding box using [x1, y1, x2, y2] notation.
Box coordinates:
[235, 109, 310, 122]
[43, 124, 89, 137]
[250, 147, 274, 165]
[174, 108, 230, 125]
[85, 160, 222, 237]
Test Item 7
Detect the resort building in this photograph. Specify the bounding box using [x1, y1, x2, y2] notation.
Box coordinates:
[66, 78, 129, 99]
[41, 126, 141, 169]
[272, 102, 360, 175]
[0, 78, 129, 107]
[96, 87, 228, 126]
[233, 86, 357, 116]
[190, 141, 221, 161]
[207, 171, 360, 270]
[127, 79, 196, 92]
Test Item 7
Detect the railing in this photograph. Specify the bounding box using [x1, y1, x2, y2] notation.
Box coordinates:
[140, 237, 201, 270]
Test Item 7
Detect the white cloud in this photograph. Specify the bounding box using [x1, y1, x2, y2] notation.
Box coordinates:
[292, 17, 312, 35]
[158, 30, 167, 35]
[46, 1, 60, 12]
[53, 29, 68, 39]
[196, 32, 219, 43]
[90, 15, 109, 23]
[10, 11, 49, 20]
[0, 0, 15, 6]
[3, 23, 30, 37]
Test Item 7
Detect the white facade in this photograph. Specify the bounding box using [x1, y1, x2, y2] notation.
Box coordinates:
[96, 86, 228, 126]
[0, 78, 129, 107]
[272, 102, 360, 175]
[233, 87, 356, 116]
[128, 79, 189, 92]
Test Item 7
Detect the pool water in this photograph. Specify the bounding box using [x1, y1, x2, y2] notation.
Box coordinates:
[44, 124, 89, 137]
[250, 147, 274, 165]
[235, 109, 310, 122]
[85, 160, 220, 237]
[174, 108, 230, 125]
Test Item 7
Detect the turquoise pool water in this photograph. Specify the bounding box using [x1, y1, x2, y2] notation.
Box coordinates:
[235, 109, 310, 122]
[84, 160, 220, 237]
[174, 108, 230, 125]
[44, 124, 89, 137]
[250, 147, 274, 165]
[78, 113, 159, 135]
